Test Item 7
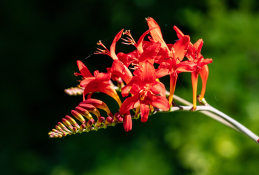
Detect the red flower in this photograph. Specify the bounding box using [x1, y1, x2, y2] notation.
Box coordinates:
[75, 60, 122, 106]
[95, 29, 133, 84]
[156, 60, 195, 105]
[119, 28, 157, 66]
[120, 61, 170, 123]
[108, 59, 132, 84]
[173, 26, 213, 109]
[146, 17, 170, 57]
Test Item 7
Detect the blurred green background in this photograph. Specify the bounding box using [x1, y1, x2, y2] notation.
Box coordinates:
[2, 0, 259, 174]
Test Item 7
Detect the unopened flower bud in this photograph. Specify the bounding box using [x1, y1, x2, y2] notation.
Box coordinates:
[55, 125, 68, 136]
[114, 112, 123, 123]
[80, 99, 113, 117]
[71, 110, 86, 124]
[105, 116, 114, 125]
[97, 117, 105, 127]
[75, 106, 93, 120]
[58, 122, 71, 134]
[78, 103, 101, 117]
[73, 127, 77, 132]
[62, 118, 74, 132]
[87, 119, 95, 128]
[65, 115, 80, 129]
[52, 129, 63, 135]
[80, 123, 86, 131]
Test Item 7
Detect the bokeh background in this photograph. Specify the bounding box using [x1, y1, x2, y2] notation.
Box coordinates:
[2, 0, 259, 174]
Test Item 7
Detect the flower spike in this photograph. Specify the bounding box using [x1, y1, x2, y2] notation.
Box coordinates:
[49, 17, 216, 139]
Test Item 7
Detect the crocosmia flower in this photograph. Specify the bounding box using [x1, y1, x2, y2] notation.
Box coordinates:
[173, 26, 212, 109]
[120, 60, 170, 123]
[48, 17, 213, 138]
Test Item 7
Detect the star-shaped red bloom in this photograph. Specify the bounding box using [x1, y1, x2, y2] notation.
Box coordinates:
[120, 61, 170, 125]
[75, 60, 122, 106]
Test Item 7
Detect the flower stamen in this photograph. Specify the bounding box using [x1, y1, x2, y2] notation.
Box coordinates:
[121, 30, 136, 46]
[95, 40, 110, 56]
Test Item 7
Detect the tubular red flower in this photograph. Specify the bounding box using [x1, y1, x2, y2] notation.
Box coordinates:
[109, 59, 133, 84]
[173, 27, 213, 108]
[50, 17, 215, 137]
[120, 61, 169, 121]
[199, 65, 209, 100]
[191, 72, 199, 110]
[75, 60, 122, 106]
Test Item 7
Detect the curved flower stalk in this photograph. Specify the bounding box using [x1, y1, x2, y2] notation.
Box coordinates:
[49, 17, 259, 146]
[165, 93, 259, 145]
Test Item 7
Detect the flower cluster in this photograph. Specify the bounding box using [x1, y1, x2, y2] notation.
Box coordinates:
[48, 17, 212, 138]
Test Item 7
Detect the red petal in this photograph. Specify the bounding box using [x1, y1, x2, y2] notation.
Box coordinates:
[146, 95, 170, 111]
[77, 60, 93, 77]
[111, 60, 132, 84]
[136, 28, 155, 54]
[146, 17, 169, 52]
[173, 26, 185, 39]
[123, 112, 132, 132]
[140, 103, 149, 122]
[138, 61, 156, 85]
[198, 58, 213, 67]
[191, 72, 199, 109]
[110, 29, 124, 60]
[155, 62, 171, 78]
[140, 103, 150, 122]
[150, 81, 166, 97]
[95, 72, 111, 82]
[173, 35, 190, 62]
[176, 61, 196, 73]
[193, 39, 203, 54]
[121, 76, 139, 97]
[120, 95, 140, 115]
[83, 80, 122, 106]
[199, 64, 209, 99]
[117, 52, 131, 67]
[80, 77, 95, 87]
[138, 42, 161, 64]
